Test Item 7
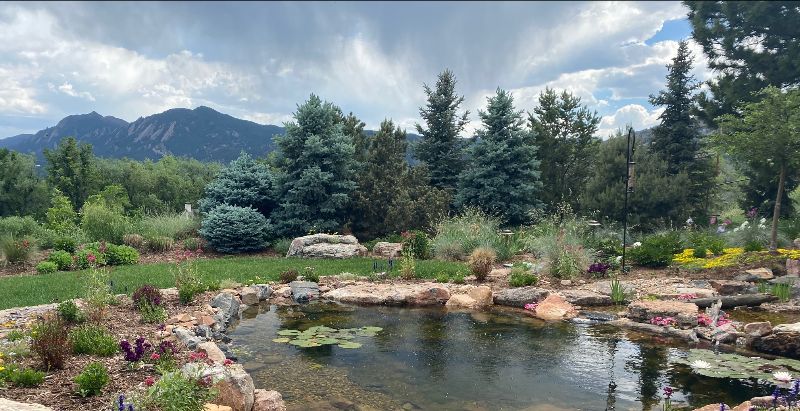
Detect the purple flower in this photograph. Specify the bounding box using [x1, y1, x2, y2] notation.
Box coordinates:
[773, 386, 781, 407]
[663, 386, 673, 399]
[118, 395, 125, 411]
[747, 207, 758, 219]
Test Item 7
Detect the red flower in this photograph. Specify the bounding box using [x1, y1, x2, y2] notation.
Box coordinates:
[150, 353, 161, 361]
[87, 253, 96, 263]
[224, 359, 234, 366]
[144, 376, 155, 387]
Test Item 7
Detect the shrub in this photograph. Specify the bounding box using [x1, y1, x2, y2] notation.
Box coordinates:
[183, 237, 204, 251]
[279, 270, 299, 284]
[271, 238, 292, 256]
[0, 216, 41, 238]
[75, 243, 108, 269]
[140, 302, 168, 324]
[57, 300, 85, 324]
[137, 213, 199, 241]
[132, 284, 163, 309]
[508, 264, 538, 287]
[434, 273, 450, 283]
[147, 236, 175, 252]
[744, 240, 765, 252]
[468, 247, 496, 282]
[0, 235, 35, 265]
[74, 362, 109, 397]
[629, 231, 683, 268]
[30, 314, 71, 370]
[70, 325, 119, 356]
[123, 233, 146, 249]
[399, 249, 416, 280]
[46, 190, 78, 232]
[199, 205, 272, 253]
[401, 230, 431, 259]
[81, 203, 132, 244]
[1, 366, 45, 387]
[303, 266, 320, 283]
[432, 209, 501, 260]
[84, 269, 115, 322]
[145, 370, 217, 411]
[687, 230, 727, 256]
[47, 250, 73, 270]
[52, 235, 78, 253]
[106, 244, 140, 265]
[36, 261, 58, 274]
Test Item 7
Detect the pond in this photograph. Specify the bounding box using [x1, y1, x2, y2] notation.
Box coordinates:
[228, 303, 773, 411]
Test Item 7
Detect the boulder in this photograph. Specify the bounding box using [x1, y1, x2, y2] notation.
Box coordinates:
[253, 389, 287, 411]
[253, 284, 272, 301]
[592, 280, 636, 297]
[769, 275, 799, 285]
[0, 399, 53, 411]
[185, 363, 255, 411]
[289, 281, 320, 303]
[752, 322, 800, 359]
[788, 259, 800, 276]
[174, 326, 202, 349]
[673, 287, 716, 299]
[211, 293, 241, 328]
[197, 342, 227, 364]
[708, 280, 750, 295]
[696, 323, 743, 343]
[533, 294, 578, 321]
[445, 286, 492, 309]
[372, 242, 403, 258]
[745, 267, 774, 281]
[560, 289, 613, 306]
[204, 404, 233, 411]
[492, 287, 550, 308]
[743, 321, 772, 337]
[609, 318, 699, 342]
[286, 234, 367, 258]
[239, 287, 260, 306]
[324, 283, 450, 306]
[626, 300, 699, 326]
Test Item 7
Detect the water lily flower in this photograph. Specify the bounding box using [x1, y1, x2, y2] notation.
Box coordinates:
[691, 360, 711, 369]
[774, 371, 793, 383]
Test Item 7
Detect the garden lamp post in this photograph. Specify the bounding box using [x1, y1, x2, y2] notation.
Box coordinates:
[588, 220, 601, 244]
[621, 127, 635, 274]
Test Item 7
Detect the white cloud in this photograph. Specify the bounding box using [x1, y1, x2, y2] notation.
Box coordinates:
[0, 67, 46, 114]
[597, 104, 664, 138]
[55, 82, 95, 101]
[241, 111, 293, 125]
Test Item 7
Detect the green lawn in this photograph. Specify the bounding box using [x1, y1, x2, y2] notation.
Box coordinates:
[0, 256, 468, 310]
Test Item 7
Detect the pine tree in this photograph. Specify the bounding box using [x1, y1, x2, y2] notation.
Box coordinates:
[414, 69, 469, 191]
[528, 88, 600, 210]
[342, 112, 369, 166]
[199, 152, 277, 215]
[272, 95, 357, 236]
[457, 89, 542, 225]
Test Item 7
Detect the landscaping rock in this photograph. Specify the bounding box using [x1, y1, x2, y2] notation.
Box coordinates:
[174, 326, 202, 349]
[239, 287, 260, 306]
[560, 280, 572, 286]
[324, 282, 450, 306]
[708, 280, 750, 295]
[752, 322, 800, 359]
[253, 284, 272, 301]
[673, 287, 716, 298]
[194, 325, 212, 339]
[445, 286, 492, 309]
[204, 405, 233, 411]
[794, 238, 800, 249]
[626, 300, 699, 326]
[286, 234, 367, 258]
[0, 398, 53, 411]
[769, 275, 799, 285]
[609, 318, 699, 342]
[745, 267, 774, 280]
[696, 323, 743, 344]
[211, 293, 241, 328]
[289, 281, 320, 303]
[560, 290, 612, 306]
[744, 321, 772, 337]
[788, 259, 800, 276]
[184, 363, 254, 411]
[533, 294, 578, 321]
[372, 242, 403, 258]
[578, 311, 618, 322]
[253, 389, 287, 411]
[492, 287, 549, 308]
[197, 341, 227, 364]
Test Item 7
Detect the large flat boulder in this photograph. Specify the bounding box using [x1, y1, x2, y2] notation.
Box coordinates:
[492, 287, 550, 308]
[445, 286, 493, 309]
[0, 399, 53, 411]
[211, 292, 241, 329]
[372, 242, 403, 258]
[184, 363, 254, 411]
[626, 300, 699, 326]
[253, 389, 286, 411]
[752, 322, 800, 359]
[289, 281, 320, 303]
[286, 234, 367, 258]
[533, 294, 578, 321]
[708, 280, 750, 295]
[560, 289, 612, 306]
[324, 282, 450, 306]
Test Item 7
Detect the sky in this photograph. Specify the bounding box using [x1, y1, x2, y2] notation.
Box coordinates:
[0, 1, 712, 139]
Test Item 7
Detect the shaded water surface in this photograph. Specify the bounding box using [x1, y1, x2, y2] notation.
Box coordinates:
[228, 303, 772, 411]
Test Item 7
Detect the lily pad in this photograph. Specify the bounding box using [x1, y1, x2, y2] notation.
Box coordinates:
[272, 337, 291, 343]
[277, 330, 302, 336]
[337, 341, 362, 349]
[316, 338, 340, 345]
[274, 324, 382, 349]
[676, 349, 800, 381]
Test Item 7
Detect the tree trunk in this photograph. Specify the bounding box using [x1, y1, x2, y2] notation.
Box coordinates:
[770, 164, 786, 251]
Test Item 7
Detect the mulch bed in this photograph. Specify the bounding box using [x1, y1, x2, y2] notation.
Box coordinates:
[0, 293, 212, 410]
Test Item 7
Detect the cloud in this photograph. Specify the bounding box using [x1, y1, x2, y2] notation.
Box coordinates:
[597, 104, 664, 138]
[0, 67, 46, 114]
[52, 82, 95, 101]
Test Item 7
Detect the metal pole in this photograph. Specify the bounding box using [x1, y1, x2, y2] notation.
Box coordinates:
[621, 128, 635, 274]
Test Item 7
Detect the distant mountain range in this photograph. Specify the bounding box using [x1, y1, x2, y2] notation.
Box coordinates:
[0, 106, 286, 163]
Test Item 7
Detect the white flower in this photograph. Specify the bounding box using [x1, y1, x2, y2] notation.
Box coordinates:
[615, 256, 622, 263]
[632, 242, 642, 248]
[691, 360, 711, 369]
[773, 371, 793, 382]
[759, 217, 767, 224]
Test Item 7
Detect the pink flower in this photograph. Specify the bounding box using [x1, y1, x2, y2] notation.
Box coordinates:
[678, 293, 697, 301]
[150, 353, 161, 361]
[144, 376, 155, 387]
[87, 253, 96, 263]
[224, 359, 234, 366]
[523, 303, 538, 311]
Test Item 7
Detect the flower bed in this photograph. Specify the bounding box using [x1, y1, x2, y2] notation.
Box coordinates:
[673, 248, 800, 270]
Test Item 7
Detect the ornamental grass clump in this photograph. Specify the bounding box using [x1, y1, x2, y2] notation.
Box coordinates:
[0, 235, 35, 265]
[69, 325, 119, 357]
[399, 249, 417, 280]
[468, 247, 496, 282]
[432, 208, 501, 261]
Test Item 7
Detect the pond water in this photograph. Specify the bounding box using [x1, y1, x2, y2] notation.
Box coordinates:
[228, 303, 774, 411]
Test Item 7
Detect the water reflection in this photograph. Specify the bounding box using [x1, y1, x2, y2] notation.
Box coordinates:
[227, 303, 767, 410]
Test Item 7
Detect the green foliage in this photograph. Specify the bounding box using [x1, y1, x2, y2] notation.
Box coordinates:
[80, 202, 132, 244]
[199, 204, 272, 253]
[770, 282, 794, 303]
[74, 362, 109, 397]
[139, 302, 168, 324]
[414, 69, 469, 190]
[44, 137, 98, 209]
[432, 208, 501, 261]
[399, 249, 416, 280]
[780, 216, 800, 242]
[271, 238, 292, 256]
[279, 269, 299, 284]
[610, 276, 627, 305]
[434, 273, 450, 283]
[686, 230, 727, 256]
[52, 234, 78, 253]
[5, 329, 27, 342]
[123, 233, 146, 249]
[677, 348, 800, 380]
[69, 325, 119, 356]
[0, 149, 49, 218]
[85, 184, 131, 213]
[45, 189, 78, 233]
[199, 152, 277, 216]
[0, 235, 35, 265]
[508, 264, 538, 287]
[523, 206, 593, 279]
[183, 237, 203, 251]
[272, 94, 357, 237]
[83, 268, 115, 322]
[303, 266, 320, 283]
[467, 247, 495, 282]
[1, 365, 45, 387]
[172, 259, 204, 305]
[529, 88, 600, 211]
[458, 89, 542, 224]
[147, 236, 175, 252]
[629, 231, 683, 267]
[143, 370, 217, 411]
[136, 213, 199, 241]
[31, 314, 71, 370]
[36, 261, 58, 274]
[401, 230, 430, 260]
[0, 216, 42, 238]
[57, 300, 85, 324]
[105, 244, 140, 265]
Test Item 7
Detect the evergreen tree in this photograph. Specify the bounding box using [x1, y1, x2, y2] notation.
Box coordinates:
[414, 69, 469, 191]
[457, 89, 542, 225]
[272, 95, 357, 236]
[685, 1, 800, 125]
[0, 149, 49, 217]
[199, 152, 276, 215]
[44, 137, 98, 209]
[528, 88, 600, 210]
[342, 112, 369, 166]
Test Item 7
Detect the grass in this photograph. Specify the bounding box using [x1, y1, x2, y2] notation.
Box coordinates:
[0, 256, 467, 310]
